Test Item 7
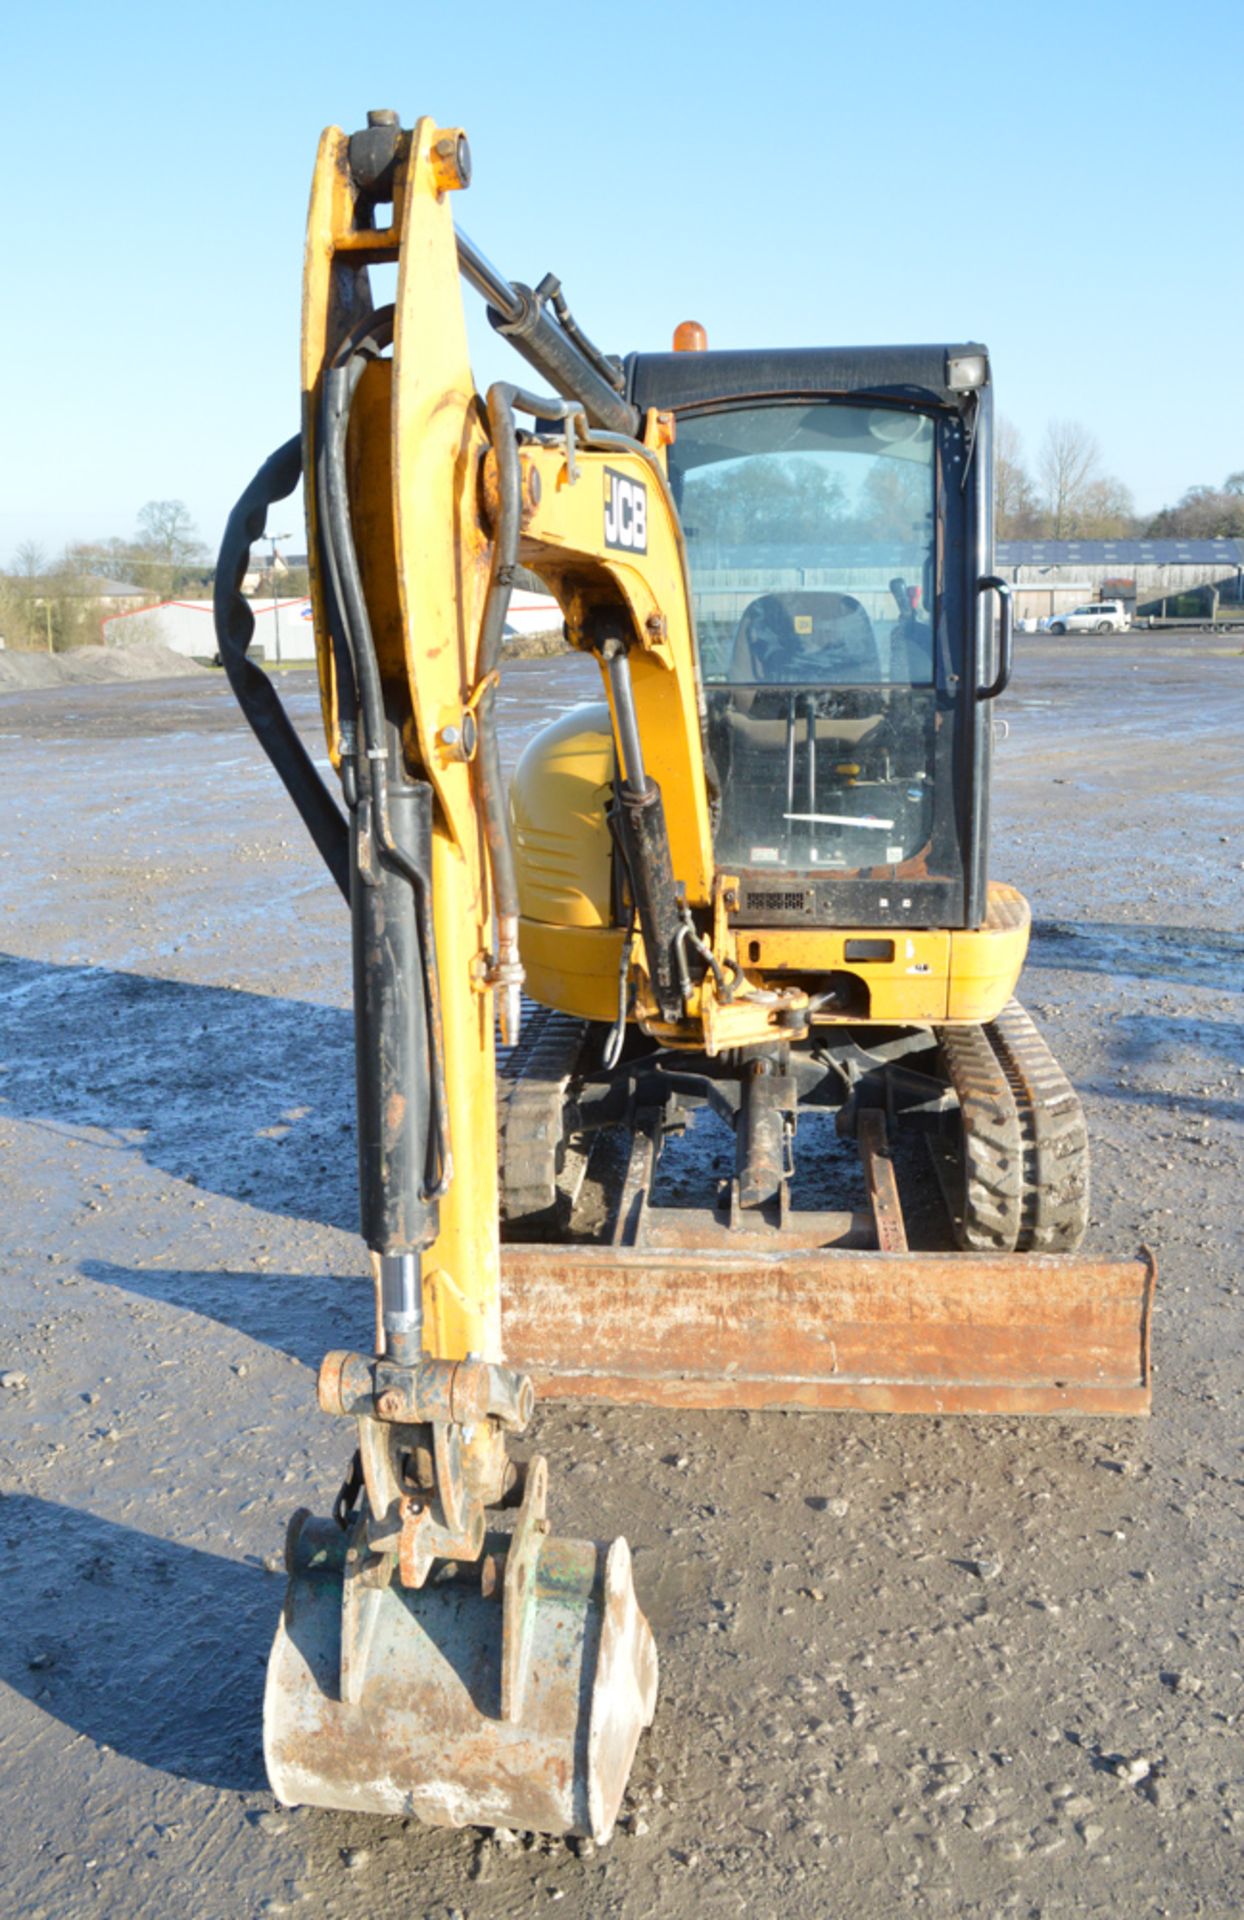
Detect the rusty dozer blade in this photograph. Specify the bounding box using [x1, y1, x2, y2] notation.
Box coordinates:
[264, 1457, 658, 1842]
[501, 1246, 1156, 1417]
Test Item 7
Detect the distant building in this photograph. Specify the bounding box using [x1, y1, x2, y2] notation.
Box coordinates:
[65, 574, 150, 611]
[103, 586, 563, 662]
[33, 572, 153, 641]
[240, 551, 309, 596]
[53, 568, 151, 629]
[997, 539, 1244, 623]
[505, 588, 561, 637]
[102, 598, 316, 662]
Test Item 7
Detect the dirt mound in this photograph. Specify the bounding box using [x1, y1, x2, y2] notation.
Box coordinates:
[0, 641, 207, 690]
[504, 626, 567, 658]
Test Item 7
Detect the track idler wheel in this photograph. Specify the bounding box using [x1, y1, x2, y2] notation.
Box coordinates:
[263, 1458, 658, 1842]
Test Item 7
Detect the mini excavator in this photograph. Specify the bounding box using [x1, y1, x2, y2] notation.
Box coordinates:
[213, 111, 1154, 1842]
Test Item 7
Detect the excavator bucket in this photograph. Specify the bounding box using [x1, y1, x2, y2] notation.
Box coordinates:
[501, 1247, 1156, 1417]
[264, 1461, 658, 1842]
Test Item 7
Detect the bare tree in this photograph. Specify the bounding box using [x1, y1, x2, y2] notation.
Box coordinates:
[994, 417, 1041, 539]
[1077, 474, 1137, 538]
[1, 547, 58, 651]
[63, 536, 132, 579]
[1037, 420, 1103, 538]
[12, 539, 49, 580]
[128, 500, 208, 597]
[135, 499, 205, 571]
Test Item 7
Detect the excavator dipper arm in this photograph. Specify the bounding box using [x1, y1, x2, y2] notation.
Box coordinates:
[221, 114, 662, 1843]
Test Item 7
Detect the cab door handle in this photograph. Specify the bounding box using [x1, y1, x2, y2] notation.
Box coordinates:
[976, 576, 1013, 700]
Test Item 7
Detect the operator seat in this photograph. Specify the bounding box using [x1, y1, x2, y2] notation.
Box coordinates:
[717, 590, 885, 757]
[729, 590, 881, 686]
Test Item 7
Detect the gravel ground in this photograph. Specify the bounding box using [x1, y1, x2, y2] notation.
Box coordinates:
[1, 634, 1242, 1919]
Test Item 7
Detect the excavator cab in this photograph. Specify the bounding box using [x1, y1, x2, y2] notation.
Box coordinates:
[638, 355, 1002, 933]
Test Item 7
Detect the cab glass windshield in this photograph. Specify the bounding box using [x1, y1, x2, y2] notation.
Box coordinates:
[667, 402, 941, 877]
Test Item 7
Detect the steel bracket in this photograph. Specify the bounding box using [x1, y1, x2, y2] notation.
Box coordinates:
[501, 1453, 549, 1721]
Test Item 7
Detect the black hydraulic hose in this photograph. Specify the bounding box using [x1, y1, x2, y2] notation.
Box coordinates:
[212, 437, 351, 901]
[477, 384, 531, 934]
[310, 366, 363, 744]
[487, 283, 639, 436]
[323, 355, 389, 762]
[537, 274, 627, 394]
[320, 309, 453, 1199]
[318, 304, 396, 766]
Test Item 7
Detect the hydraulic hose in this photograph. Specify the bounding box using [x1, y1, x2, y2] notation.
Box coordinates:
[319, 310, 395, 788]
[320, 307, 453, 1201]
[486, 282, 638, 436]
[475, 382, 590, 1041]
[213, 437, 352, 901]
[477, 386, 525, 932]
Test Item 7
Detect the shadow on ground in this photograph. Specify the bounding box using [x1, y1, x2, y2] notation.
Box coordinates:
[1073, 1011, 1244, 1123]
[0, 952, 355, 1229]
[0, 1492, 271, 1792]
[78, 1259, 363, 1370]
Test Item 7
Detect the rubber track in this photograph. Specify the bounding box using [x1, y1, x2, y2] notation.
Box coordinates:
[984, 999, 1090, 1253]
[937, 1023, 1024, 1251]
[497, 1002, 590, 1223]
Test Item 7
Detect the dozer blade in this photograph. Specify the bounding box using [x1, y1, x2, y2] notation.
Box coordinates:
[264, 1495, 658, 1842]
[501, 1246, 1156, 1416]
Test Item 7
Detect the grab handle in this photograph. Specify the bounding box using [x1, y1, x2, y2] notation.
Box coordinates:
[976, 575, 1013, 700]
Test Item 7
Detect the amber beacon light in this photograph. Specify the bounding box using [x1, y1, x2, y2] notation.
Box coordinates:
[672, 320, 707, 352]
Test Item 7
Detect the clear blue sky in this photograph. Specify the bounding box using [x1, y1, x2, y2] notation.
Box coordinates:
[6, 0, 1242, 565]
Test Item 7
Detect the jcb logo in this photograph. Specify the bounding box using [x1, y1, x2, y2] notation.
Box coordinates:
[603, 468, 648, 553]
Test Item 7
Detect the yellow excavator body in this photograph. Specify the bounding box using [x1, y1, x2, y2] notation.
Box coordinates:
[511, 708, 1030, 1023]
[211, 108, 1153, 1849]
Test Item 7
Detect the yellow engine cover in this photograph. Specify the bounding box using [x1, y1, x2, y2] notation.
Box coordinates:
[512, 705, 627, 1019]
[512, 703, 615, 927]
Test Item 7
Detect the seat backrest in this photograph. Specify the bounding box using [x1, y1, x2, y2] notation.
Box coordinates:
[730, 591, 881, 684]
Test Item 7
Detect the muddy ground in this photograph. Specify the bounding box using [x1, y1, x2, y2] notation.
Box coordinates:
[1, 633, 1242, 1920]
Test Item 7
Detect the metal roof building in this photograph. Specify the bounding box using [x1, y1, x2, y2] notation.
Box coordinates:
[998, 539, 1244, 568]
[995, 539, 1244, 621]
